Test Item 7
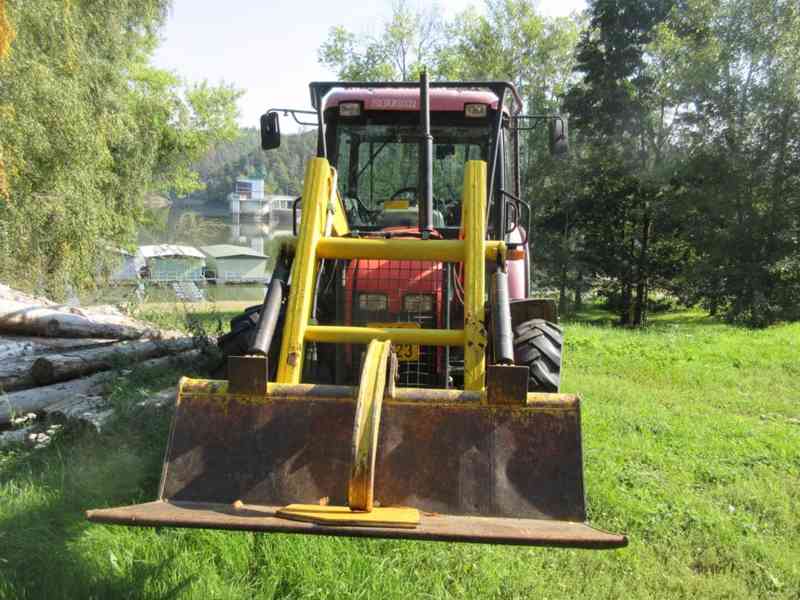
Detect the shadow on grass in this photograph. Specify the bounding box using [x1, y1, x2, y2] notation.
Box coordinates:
[0, 414, 191, 598]
[563, 305, 721, 329]
[0, 359, 211, 599]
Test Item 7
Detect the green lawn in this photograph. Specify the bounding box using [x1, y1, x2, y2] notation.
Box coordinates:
[1, 310, 798, 599]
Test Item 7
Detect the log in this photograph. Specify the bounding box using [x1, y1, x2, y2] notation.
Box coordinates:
[0, 350, 201, 423]
[0, 300, 160, 339]
[30, 337, 195, 386]
[0, 335, 116, 362]
[0, 426, 37, 448]
[46, 395, 113, 431]
[0, 357, 37, 392]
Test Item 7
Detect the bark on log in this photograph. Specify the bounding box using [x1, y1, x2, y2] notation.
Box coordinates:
[0, 335, 116, 362]
[0, 300, 160, 339]
[0, 350, 201, 423]
[0, 358, 37, 392]
[30, 337, 195, 386]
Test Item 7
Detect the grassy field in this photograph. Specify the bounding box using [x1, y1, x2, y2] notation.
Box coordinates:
[1, 308, 798, 599]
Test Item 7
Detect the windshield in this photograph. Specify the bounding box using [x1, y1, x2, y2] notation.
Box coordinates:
[333, 120, 490, 227]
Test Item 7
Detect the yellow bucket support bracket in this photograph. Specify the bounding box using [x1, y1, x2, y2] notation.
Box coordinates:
[277, 339, 421, 529]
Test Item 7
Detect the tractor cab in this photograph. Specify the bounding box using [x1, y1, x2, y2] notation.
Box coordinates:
[322, 87, 502, 231]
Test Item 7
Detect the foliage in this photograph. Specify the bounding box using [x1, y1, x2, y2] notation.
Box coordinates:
[189, 128, 316, 203]
[319, 0, 443, 81]
[655, 0, 800, 326]
[0, 0, 241, 299]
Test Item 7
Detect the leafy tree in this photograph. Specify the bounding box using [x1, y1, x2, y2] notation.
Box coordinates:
[655, 0, 800, 325]
[0, 0, 241, 298]
[190, 128, 316, 203]
[563, 0, 679, 325]
[319, 0, 443, 80]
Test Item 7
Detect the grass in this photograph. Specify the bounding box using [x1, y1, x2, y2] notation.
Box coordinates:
[1, 308, 798, 599]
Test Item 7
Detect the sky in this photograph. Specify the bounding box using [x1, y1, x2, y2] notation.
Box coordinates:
[152, 0, 586, 130]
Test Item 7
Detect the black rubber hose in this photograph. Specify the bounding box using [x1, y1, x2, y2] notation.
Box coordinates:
[491, 268, 514, 365]
[248, 251, 291, 356]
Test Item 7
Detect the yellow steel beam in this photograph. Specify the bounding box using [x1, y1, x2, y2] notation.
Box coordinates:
[316, 237, 508, 262]
[463, 161, 487, 392]
[276, 158, 332, 383]
[305, 325, 464, 346]
[331, 188, 350, 237]
[348, 339, 392, 512]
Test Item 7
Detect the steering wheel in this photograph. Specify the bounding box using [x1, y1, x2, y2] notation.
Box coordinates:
[388, 186, 418, 205]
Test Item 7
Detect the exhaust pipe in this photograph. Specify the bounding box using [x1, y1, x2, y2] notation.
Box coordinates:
[418, 69, 434, 233]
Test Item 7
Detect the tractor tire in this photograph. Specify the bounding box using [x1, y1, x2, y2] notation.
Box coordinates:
[513, 319, 563, 393]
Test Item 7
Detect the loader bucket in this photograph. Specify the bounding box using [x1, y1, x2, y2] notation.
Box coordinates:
[87, 377, 627, 548]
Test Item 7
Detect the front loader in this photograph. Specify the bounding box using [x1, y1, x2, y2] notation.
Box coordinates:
[88, 73, 627, 548]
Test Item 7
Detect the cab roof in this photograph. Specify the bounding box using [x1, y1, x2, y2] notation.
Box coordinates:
[323, 87, 506, 114]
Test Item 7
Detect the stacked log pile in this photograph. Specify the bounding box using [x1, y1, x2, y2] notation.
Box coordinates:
[0, 284, 202, 446]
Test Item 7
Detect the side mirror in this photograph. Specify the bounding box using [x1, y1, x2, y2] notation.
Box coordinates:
[548, 117, 569, 156]
[260, 112, 281, 150]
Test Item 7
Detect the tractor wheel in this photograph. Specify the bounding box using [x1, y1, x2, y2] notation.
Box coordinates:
[513, 319, 563, 393]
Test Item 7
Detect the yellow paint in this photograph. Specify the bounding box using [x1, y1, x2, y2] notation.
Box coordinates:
[383, 199, 410, 209]
[305, 325, 464, 347]
[366, 322, 420, 361]
[276, 158, 332, 383]
[348, 339, 391, 511]
[316, 237, 507, 262]
[463, 161, 488, 391]
[330, 178, 350, 237]
[276, 504, 420, 528]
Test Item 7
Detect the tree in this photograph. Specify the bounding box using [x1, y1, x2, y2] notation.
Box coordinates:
[0, 0, 241, 298]
[319, 0, 443, 80]
[654, 0, 800, 325]
[563, 0, 679, 326]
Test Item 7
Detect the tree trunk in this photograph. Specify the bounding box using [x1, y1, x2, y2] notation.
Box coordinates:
[619, 283, 632, 326]
[0, 335, 116, 362]
[30, 337, 195, 386]
[558, 262, 568, 316]
[573, 271, 583, 310]
[0, 358, 38, 392]
[0, 350, 200, 424]
[0, 300, 160, 339]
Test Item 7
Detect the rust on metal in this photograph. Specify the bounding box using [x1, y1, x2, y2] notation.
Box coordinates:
[86, 501, 627, 549]
[486, 365, 529, 406]
[227, 355, 269, 396]
[154, 393, 587, 521]
[509, 298, 559, 326]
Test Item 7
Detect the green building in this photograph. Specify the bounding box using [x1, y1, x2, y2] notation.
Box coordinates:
[200, 244, 268, 283]
[136, 245, 206, 282]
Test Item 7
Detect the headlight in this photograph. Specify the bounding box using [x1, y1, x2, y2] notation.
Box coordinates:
[464, 103, 488, 118]
[358, 293, 388, 312]
[403, 294, 434, 313]
[339, 102, 362, 117]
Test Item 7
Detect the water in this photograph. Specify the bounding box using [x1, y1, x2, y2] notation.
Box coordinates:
[88, 199, 295, 307]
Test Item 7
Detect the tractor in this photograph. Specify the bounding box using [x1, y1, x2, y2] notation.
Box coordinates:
[88, 73, 627, 549]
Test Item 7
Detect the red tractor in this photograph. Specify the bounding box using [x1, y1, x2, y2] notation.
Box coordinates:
[90, 75, 626, 549]
[222, 80, 564, 392]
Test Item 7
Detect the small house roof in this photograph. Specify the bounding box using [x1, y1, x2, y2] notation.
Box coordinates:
[200, 244, 267, 259]
[137, 244, 205, 260]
